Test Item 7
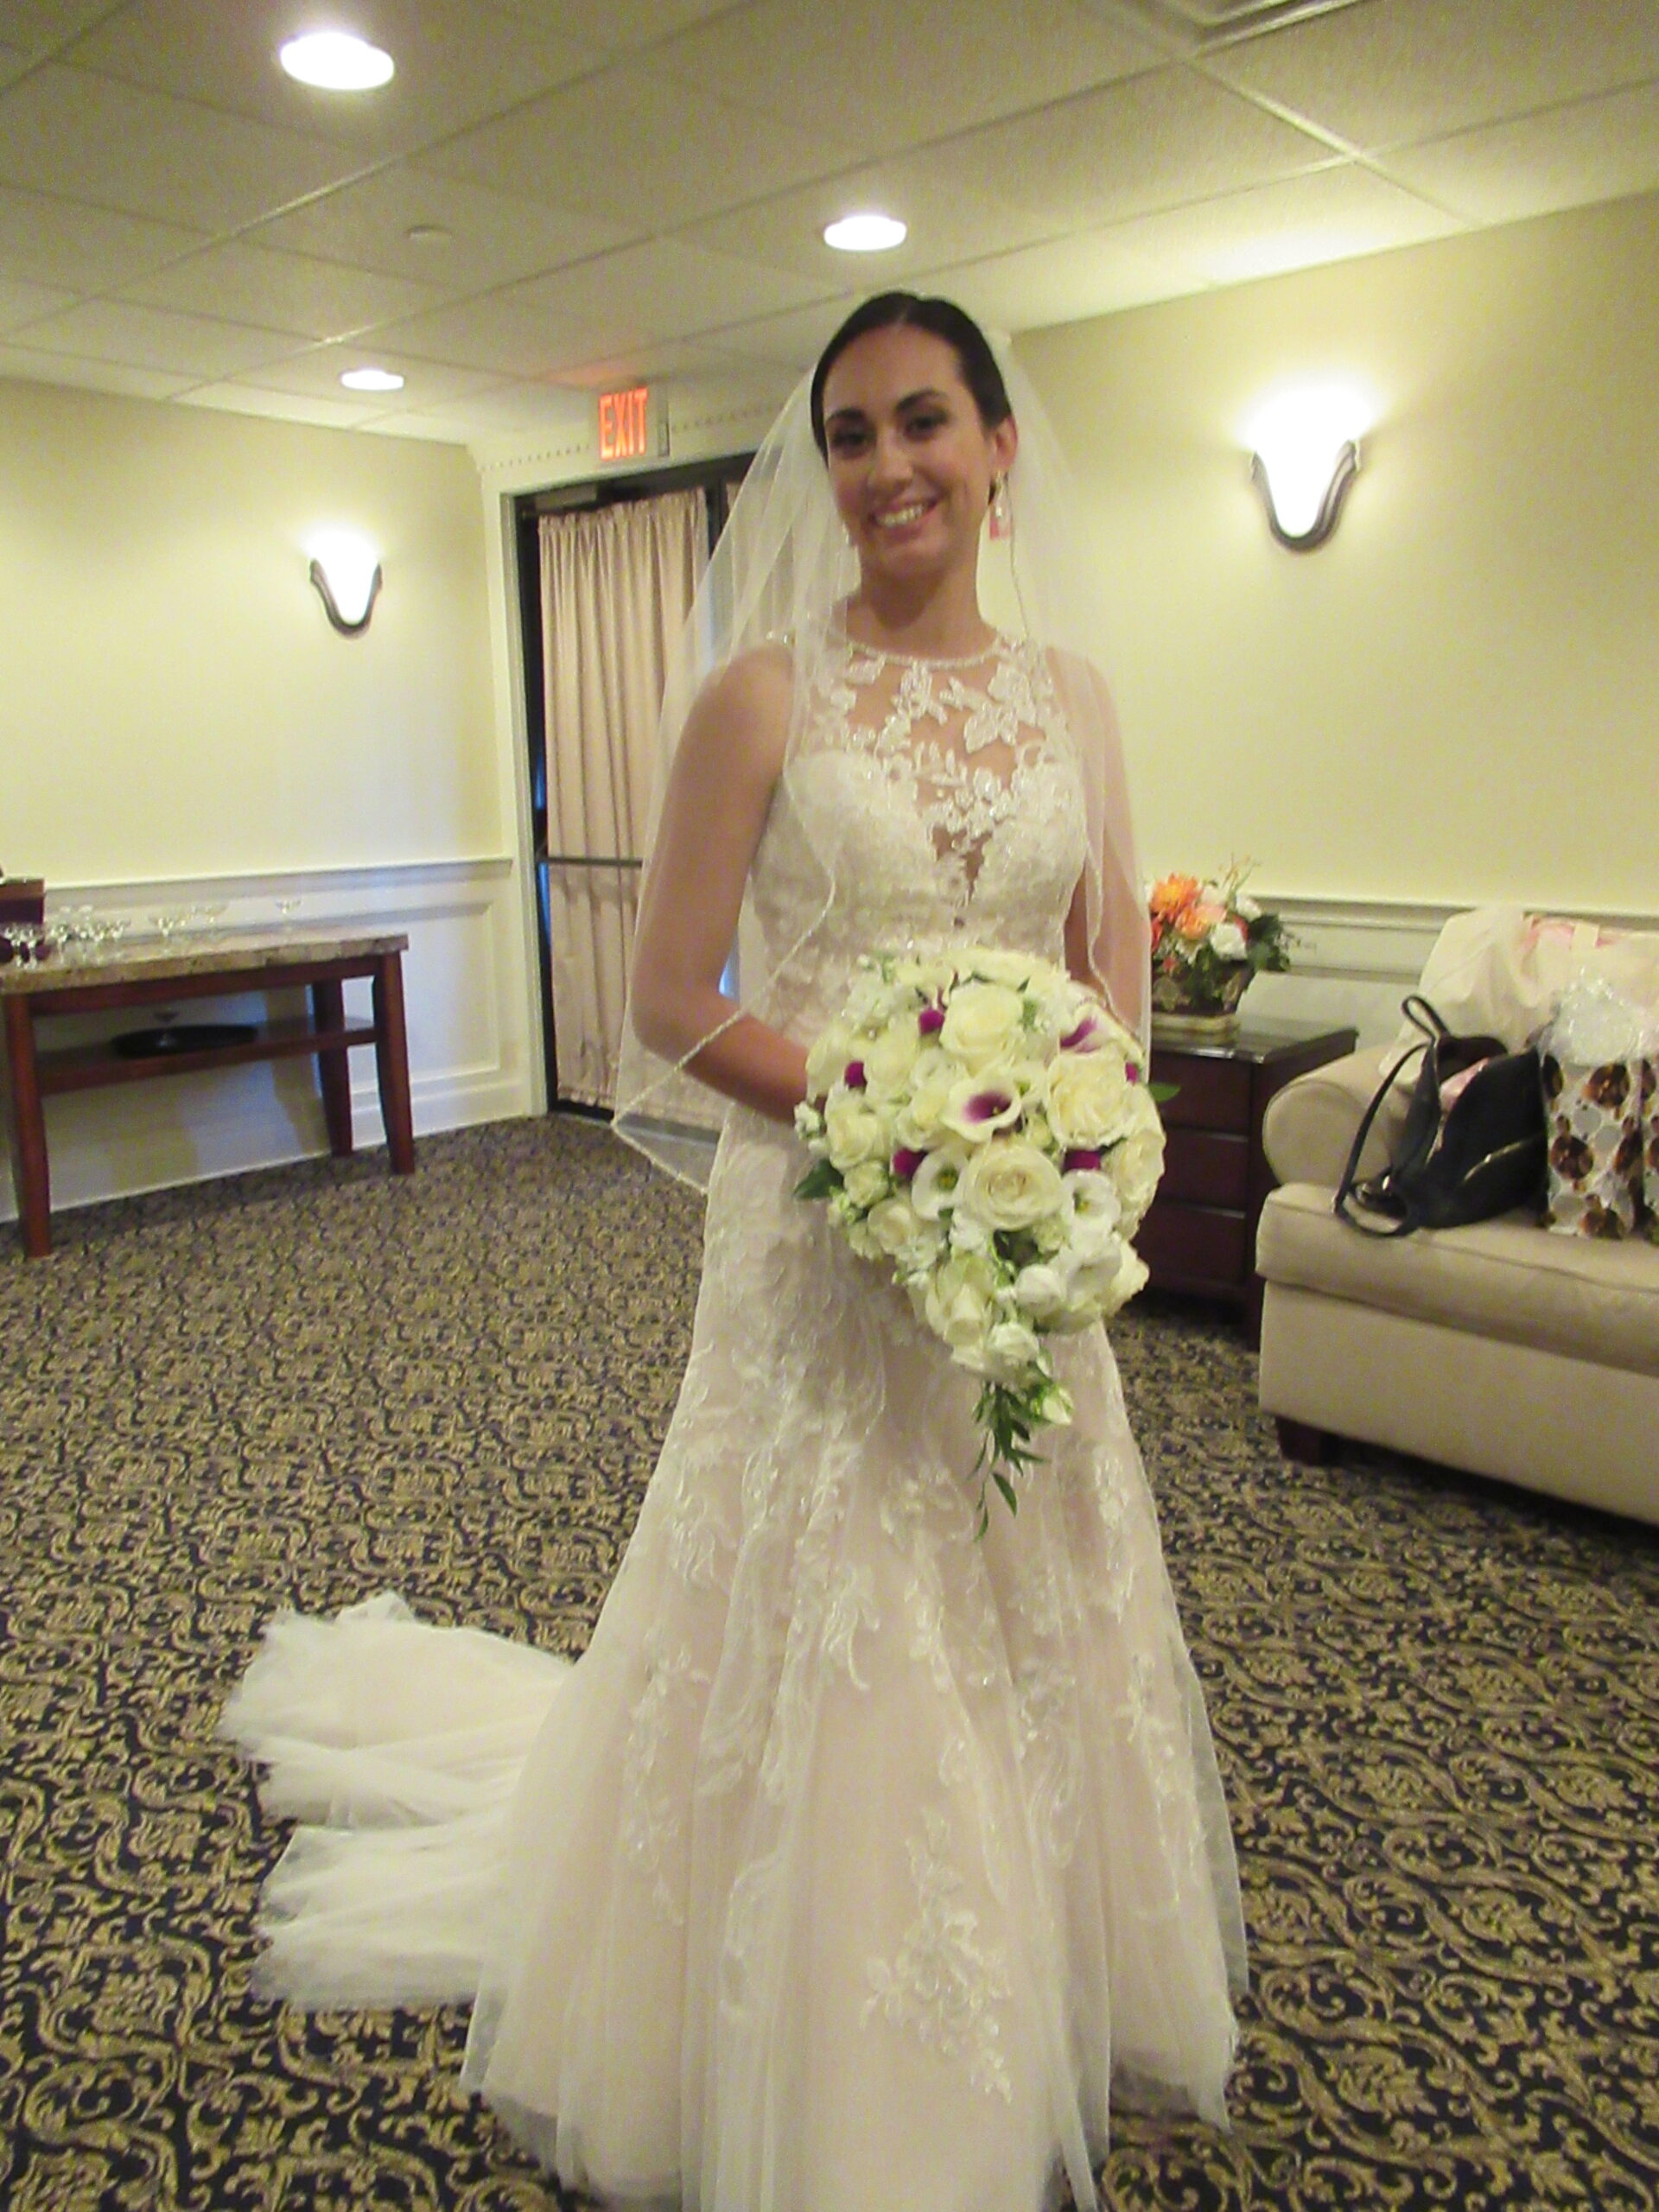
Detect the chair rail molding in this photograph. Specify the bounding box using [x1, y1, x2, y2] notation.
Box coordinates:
[1233, 893, 1659, 1048]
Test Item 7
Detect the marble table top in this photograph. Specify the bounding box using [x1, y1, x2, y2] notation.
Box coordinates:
[0, 931, 408, 995]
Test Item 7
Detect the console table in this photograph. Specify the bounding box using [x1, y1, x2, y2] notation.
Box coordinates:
[1, 932, 416, 1259]
[1141, 1014, 1358, 1340]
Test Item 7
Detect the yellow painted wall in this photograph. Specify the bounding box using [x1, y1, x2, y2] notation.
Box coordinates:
[1017, 193, 1659, 912]
[0, 378, 499, 882]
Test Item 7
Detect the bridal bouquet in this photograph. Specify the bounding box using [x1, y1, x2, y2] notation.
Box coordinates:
[794, 948, 1163, 1524]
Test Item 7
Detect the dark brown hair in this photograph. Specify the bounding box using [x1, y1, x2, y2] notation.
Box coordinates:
[810, 292, 1013, 458]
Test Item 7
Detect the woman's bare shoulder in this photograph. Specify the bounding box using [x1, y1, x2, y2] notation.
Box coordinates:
[683, 645, 793, 779]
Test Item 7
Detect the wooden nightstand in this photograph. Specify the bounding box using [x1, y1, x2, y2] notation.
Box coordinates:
[1140, 1015, 1358, 1341]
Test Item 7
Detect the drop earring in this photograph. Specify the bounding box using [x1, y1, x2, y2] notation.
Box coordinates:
[989, 474, 1012, 542]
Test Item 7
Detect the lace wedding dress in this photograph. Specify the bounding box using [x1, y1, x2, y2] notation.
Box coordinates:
[224, 632, 1248, 2212]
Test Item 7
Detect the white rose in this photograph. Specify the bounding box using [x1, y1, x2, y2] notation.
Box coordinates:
[1208, 919, 1249, 962]
[867, 1194, 943, 1268]
[922, 1252, 999, 1356]
[805, 1020, 859, 1100]
[861, 1019, 925, 1096]
[1012, 1261, 1073, 1321]
[964, 948, 1041, 989]
[911, 1142, 971, 1220]
[1071, 1242, 1149, 1319]
[842, 1158, 889, 1211]
[893, 1046, 958, 1149]
[1045, 1047, 1134, 1151]
[1234, 893, 1261, 921]
[823, 1096, 886, 1172]
[957, 1141, 1065, 1231]
[1109, 1127, 1165, 1230]
[984, 1317, 1043, 1383]
[940, 1065, 1028, 1145]
[1052, 1243, 1123, 1324]
[938, 980, 1027, 1070]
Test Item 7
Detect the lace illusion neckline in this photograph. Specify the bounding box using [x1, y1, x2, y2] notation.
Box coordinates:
[831, 626, 1012, 672]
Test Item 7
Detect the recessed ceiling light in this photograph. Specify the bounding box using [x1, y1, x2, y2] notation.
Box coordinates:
[823, 213, 906, 253]
[404, 223, 451, 246]
[340, 366, 404, 392]
[279, 31, 395, 92]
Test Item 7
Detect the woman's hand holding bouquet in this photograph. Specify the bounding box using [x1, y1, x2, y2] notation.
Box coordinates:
[794, 947, 1163, 1527]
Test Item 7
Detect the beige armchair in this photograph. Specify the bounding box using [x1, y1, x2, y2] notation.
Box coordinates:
[1254, 1045, 1659, 1526]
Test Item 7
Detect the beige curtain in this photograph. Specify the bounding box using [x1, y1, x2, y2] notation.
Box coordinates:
[540, 486, 707, 1107]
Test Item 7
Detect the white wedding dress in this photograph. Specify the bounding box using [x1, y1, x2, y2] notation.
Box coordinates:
[224, 632, 1247, 2212]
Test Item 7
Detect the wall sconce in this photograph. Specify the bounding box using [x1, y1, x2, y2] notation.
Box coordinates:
[1245, 385, 1371, 552]
[308, 531, 383, 634]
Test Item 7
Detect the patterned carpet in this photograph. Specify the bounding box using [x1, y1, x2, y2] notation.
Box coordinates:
[2, 1116, 1656, 2211]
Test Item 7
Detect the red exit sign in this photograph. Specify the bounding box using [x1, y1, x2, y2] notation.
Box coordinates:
[598, 385, 650, 462]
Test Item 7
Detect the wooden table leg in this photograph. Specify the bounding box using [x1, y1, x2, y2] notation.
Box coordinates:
[372, 952, 416, 1174]
[310, 978, 353, 1156]
[3, 995, 53, 1258]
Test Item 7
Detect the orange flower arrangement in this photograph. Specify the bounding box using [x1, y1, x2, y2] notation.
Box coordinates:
[1147, 863, 1290, 1016]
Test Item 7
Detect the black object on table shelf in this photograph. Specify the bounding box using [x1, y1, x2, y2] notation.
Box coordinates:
[111, 1022, 257, 1058]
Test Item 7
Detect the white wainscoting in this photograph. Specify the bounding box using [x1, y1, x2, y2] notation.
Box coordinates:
[1, 856, 539, 1225]
[1238, 895, 1659, 1052]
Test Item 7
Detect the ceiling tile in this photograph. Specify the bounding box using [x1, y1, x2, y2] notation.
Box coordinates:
[1205, 0, 1659, 154]
[16, 297, 307, 377]
[0, 64, 364, 229]
[1105, 160, 1466, 289]
[173, 380, 387, 431]
[918, 63, 1336, 233]
[0, 273, 75, 327]
[686, 295, 865, 375]
[372, 381, 594, 439]
[0, 184, 207, 289]
[378, 238, 830, 379]
[1382, 79, 1659, 226]
[919, 231, 1186, 333]
[123, 240, 445, 341]
[678, 156, 1055, 286]
[69, 0, 609, 161]
[225, 342, 510, 409]
[251, 165, 633, 289]
[652, 0, 1161, 161]
[0, 341, 194, 399]
[481, 0, 747, 52]
[356, 410, 474, 442]
[0, 0, 125, 60]
[420, 60, 847, 231]
[546, 335, 766, 391]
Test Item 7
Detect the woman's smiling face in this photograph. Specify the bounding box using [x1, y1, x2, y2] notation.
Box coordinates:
[819, 322, 1016, 594]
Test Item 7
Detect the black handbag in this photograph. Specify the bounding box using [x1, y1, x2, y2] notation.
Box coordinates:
[1335, 995, 1547, 1236]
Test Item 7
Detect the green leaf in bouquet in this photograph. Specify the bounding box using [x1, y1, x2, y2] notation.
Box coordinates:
[792, 1158, 844, 1204]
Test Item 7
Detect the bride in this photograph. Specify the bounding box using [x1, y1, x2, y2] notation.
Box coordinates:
[224, 292, 1247, 2212]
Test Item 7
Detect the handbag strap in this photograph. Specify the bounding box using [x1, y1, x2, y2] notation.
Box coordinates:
[1401, 993, 1451, 1046]
[1334, 1036, 1429, 1236]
